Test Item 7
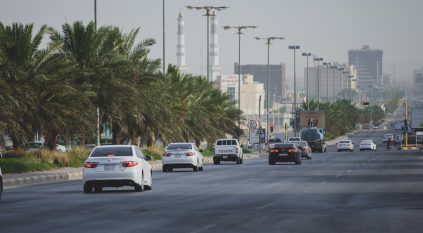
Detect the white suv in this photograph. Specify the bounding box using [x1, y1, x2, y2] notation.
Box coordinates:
[337, 140, 354, 152]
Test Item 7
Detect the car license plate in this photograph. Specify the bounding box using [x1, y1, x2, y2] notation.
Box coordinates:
[279, 153, 288, 156]
[104, 164, 114, 171]
[223, 156, 228, 159]
[175, 154, 181, 158]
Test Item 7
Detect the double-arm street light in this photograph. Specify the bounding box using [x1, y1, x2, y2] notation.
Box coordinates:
[313, 57, 323, 102]
[288, 45, 300, 136]
[323, 62, 331, 102]
[224, 25, 258, 131]
[186, 5, 229, 81]
[255, 36, 285, 144]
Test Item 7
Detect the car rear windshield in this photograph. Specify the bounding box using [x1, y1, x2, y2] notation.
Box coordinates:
[216, 140, 237, 145]
[90, 147, 133, 157]
[339, 141, 351, 143]
[297, 141, 308, 146]
[274, 143, 296, 148]
[167, 144, 192, 150]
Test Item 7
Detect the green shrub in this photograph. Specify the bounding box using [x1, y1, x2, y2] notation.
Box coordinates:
[142, 146, 164, 161]
[242, 148, 252, 154]
[201, 149, 213, 157]
[0, 147, 90, 173]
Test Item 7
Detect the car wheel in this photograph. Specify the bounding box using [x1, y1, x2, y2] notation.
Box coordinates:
[144, 175, 153, 191]
[308, 156, 312, 160]
[240, 158, 243, 164]
[134, 175, 144, 192]
[83, 183, 92, 193]
[193, 165, 198, 172]
[94, 185, 103, 193]
[236, 158, 241, 164]
[162, 165, 167, 172]
[213, 159, 220, 165]
[269, 159, 275, 165]
[324, 147, 327, 152]
[199, 166, 203, 171]
[337, 149, 341, 152]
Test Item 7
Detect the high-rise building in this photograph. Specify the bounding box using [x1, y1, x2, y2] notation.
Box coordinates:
[209, 11, 221, 82]
[234, 63, 287, 102]
[176, 12, 187, 70]
[348, 45, 383, 89]
[414, 67, 423, 84]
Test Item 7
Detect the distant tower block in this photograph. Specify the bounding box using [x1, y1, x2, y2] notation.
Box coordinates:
[209, 11, 221, 82]
[176, 11, 187, 70]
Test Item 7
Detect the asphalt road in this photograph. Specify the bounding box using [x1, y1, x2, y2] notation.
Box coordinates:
[1, 130, 422, 233]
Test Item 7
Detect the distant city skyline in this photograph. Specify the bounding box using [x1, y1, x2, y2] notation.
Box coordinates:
[1, 0, 422, 84]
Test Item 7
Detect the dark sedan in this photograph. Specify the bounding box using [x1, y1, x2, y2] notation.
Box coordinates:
[269, 143, 302, 165]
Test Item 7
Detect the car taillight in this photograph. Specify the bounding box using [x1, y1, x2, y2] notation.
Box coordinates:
[288, 148, 297, 153]
[185, 152, 195, 156]
[121, 161, 138, 167]
[84, 162, 98, 168]
[162, 152, 171, 157]
[270, 149, 279, 153]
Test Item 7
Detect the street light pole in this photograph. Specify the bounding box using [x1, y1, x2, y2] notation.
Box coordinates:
[302, 53, 311, 110]
[314, 57, 323, 102]
[288, 45, 300, 136]
[256, 36, 285, 144]
[94, 0, 100, 146]
[162, 0, 166, 74]
[224, 25, 258, 132]
[187, 5, 229, 81]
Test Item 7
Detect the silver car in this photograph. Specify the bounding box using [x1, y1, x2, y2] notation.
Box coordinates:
[162, 143, 204, 172]
[83, 145, 153, 193]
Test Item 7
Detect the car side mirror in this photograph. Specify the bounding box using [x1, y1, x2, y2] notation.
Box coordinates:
[145, 155, 152, 161]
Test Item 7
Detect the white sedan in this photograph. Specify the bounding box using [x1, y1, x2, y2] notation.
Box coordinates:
[162, 143, 204, 172]
[83, 145, 152, 193]
[337, 140, 354, 152]
[359, 140, 377, 151]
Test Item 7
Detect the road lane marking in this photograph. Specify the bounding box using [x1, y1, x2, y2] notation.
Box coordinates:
[255, 203, 275, 210]
[189, 224, 217, 233]
[335, 174, 342, 178]
[320, 181, 326, 184]
[347, 170, 352, 173]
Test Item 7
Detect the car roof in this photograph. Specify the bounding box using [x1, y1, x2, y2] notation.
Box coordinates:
[95, 145, 134, 148]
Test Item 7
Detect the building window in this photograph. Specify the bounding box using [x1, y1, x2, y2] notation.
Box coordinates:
[227, 87, 235, 101]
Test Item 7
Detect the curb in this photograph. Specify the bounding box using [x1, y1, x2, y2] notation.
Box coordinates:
[3, 153, 261, 188]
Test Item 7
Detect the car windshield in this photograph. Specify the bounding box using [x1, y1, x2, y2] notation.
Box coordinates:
[339, 141, 351, 143]
[274, 143, 296, 149]
[90, 147, 133, 157]
[29, 142, 43, 149]
[361, 140, 371, 143]
[167, 144, 192, 150]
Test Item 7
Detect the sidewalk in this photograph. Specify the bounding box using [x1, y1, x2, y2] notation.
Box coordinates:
[3, 153, 262, 188]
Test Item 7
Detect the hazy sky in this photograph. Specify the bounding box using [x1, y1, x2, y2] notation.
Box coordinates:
[1, 0, 422, 84]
